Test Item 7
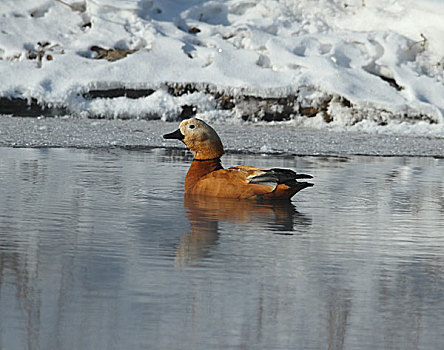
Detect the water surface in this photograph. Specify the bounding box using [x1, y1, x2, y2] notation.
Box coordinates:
[0, 148, 443, 350]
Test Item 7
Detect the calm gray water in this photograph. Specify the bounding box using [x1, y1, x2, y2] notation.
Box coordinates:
[0, 148, 443, 350]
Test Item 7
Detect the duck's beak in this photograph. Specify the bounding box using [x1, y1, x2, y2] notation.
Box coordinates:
[163, 129, 184, 140]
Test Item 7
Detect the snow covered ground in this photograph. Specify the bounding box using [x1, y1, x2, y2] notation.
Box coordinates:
[1, 0, 444, 137]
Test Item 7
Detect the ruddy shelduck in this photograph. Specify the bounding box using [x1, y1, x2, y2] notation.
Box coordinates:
[163, 118, 313, 200]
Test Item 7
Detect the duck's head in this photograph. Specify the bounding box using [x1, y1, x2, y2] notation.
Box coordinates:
[163, 117, 224, 160]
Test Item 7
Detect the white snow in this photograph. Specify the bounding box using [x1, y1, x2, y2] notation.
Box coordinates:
[0, 0, 444, 136]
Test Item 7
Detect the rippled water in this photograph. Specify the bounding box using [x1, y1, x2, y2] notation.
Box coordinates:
[0, 148, 443, 350]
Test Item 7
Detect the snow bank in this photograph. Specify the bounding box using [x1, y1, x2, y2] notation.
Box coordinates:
[0, 0, 443, 136]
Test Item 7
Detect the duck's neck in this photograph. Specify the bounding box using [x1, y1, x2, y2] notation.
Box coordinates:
[185, 157, 223, 193]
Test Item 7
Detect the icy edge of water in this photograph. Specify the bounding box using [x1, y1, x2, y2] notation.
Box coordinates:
[0, 117, 442, 158]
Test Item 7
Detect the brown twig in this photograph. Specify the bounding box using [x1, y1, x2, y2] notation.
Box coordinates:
[408, 33, 428, 53]
[54, 0, 85, 12]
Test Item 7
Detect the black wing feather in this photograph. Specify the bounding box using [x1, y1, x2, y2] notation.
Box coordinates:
[249, 168, 313, 185]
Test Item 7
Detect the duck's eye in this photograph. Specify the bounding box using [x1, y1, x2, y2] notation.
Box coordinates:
[189, 125, 195, 129]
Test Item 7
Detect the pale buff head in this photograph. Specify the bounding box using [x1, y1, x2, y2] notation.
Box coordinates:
[163, 117, 224, 160]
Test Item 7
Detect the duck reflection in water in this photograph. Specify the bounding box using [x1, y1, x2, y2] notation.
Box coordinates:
[175, 195, 312, 267]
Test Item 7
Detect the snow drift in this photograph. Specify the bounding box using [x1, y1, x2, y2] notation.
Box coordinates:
[0, 0, 443, 136]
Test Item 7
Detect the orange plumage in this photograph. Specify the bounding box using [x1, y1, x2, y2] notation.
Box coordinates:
[163, 118, 313, 200]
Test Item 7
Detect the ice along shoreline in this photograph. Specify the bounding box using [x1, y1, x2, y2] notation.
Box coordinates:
[0, 116, 443, 158]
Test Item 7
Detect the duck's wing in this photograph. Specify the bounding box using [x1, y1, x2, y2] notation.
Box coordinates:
[229, 166, 313, 187]
[243, 167, 313, 200]
[192, 165, 313, 200]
